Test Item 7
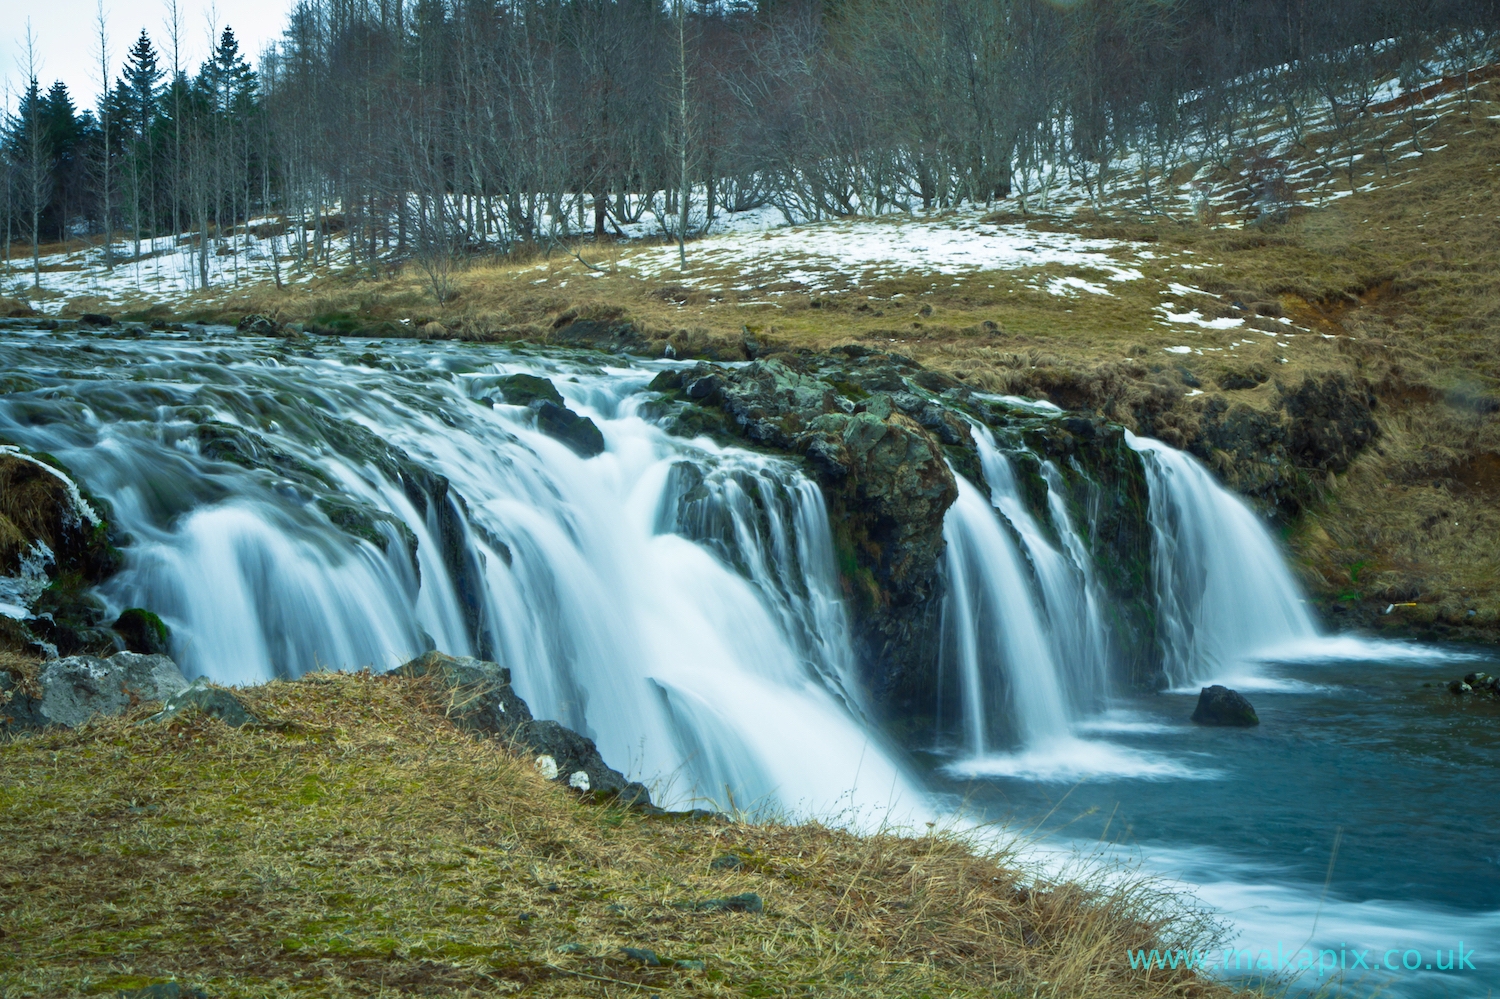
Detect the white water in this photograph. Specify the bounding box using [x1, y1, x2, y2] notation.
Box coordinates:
[0, 337, 917, 818]
[1127, 432, 1320, 687]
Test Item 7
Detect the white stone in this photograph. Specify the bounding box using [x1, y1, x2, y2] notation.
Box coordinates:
[568, 770, 591, 791]
[534, 754, 559, 780]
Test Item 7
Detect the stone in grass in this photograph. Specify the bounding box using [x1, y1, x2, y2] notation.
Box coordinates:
[117, 983, 209, 999]
[710, 853, 746, 871]
[1191, 685, 1259, 727]
[690, 892, 763, 914]
[30, 652, 188, 729]
[150, 677, 257, 727]
[620, 947, 662, 967]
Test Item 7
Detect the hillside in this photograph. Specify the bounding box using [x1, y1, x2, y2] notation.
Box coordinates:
[5, 70, 1499, 646]
[0, 668, 1239, 998]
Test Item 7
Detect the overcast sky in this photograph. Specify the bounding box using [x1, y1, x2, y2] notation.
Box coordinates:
[2, 0, 295, 114]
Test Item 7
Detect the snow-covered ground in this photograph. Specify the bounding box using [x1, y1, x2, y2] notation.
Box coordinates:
[2, 55, 1492, 318]
[615, 212, 1148, 292]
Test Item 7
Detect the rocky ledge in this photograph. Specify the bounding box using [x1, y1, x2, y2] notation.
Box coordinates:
[2, 647, 653, 809]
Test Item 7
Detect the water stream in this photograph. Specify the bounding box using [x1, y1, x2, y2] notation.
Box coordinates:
[2, 328, 1493, 996]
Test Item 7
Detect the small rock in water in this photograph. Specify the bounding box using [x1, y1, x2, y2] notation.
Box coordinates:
[620, 947, 662, 967]
[1190, 685, 1259, 726]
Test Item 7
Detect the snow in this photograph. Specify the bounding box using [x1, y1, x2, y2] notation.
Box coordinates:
[1164, 346, 1194, 354]
[1160, 307, 1245, 330]
[617, 212, 1147, 293]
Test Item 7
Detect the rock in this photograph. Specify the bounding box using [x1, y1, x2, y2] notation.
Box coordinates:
[535, 400, 605, 458]
[22, 652, 189, 729]
[236, 314, 280, 335]
[620, 947, 661, 967]
[1448, 680, 1472, 695]
[150, 677, 256, 727]
[674, 959, 707, 971]
[112, 608, 171, 655]
[1190, 685, 1260, 726]
[496, 374, 565, 408]
[395, 651, 650, 806]
[80, 313, 115, 326]
[709, 853, 745, 871]
[118, 983, 208, 999]
[395, 650, 534, 733]
[681, 892, 764, 913]
[516, 718, 650, 804]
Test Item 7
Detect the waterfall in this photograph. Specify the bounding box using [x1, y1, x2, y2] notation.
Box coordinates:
[0, 335, 916, 817]
[1127, 432, 1318, 687]
[939, 426, 1114, 756]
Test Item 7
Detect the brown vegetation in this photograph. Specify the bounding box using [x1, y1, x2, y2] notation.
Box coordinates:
[0, 670, 1245, 998]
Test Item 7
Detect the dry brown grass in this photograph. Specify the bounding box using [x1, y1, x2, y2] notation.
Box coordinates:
[0, 670, 1249, 999]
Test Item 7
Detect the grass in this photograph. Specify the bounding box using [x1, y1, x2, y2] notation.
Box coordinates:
[0, 669, 1247, 998]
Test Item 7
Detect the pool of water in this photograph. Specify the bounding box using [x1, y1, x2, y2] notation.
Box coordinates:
[928, 649, 1500, 997]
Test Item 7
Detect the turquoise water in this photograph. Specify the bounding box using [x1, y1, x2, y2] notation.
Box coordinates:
[931, 651, 1500, 997]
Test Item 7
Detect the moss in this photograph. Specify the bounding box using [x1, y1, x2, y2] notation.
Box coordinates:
[111, 608, 171, 656]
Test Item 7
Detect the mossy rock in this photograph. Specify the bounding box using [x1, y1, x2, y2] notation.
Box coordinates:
[496, 374, 565, 408]
[112, 608, 171, 656]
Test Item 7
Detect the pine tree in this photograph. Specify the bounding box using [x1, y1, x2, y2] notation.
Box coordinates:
[118, 30, 164, 252]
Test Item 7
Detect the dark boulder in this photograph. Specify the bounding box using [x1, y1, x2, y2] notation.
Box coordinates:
[1191, 685, 1260, 726]
[80, 313, 115, 326]
[395, 651, 649, 805]
[497, 373, 565, 409]
[112, 608, 171, 655]
[236, 314, 281, 335]
[535, 400, 606, 458]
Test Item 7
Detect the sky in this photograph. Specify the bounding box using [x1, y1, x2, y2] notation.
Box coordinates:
[1, 0, 295, 114]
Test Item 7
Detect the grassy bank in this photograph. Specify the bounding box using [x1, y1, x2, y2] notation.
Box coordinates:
[0, 669, 1243, 998]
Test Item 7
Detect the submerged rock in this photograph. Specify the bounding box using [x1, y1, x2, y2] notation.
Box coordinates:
[2, 652, 189, 730]
[1191, 684, 1260, 726]
[395, 651, 649, 806]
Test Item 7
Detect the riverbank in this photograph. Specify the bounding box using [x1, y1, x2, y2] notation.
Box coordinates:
[0, 667, 1246, 998]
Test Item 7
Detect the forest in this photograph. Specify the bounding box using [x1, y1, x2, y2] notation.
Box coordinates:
[3, 0, 1499, 289]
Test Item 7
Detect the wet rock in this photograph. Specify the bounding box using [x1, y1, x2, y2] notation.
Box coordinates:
[151, 677, 256, 727]
[9, 652, 191, 729]
[496, 373, 565, 409]
[1449, 672, 1499, 697]
[80, 313, 115, 327]
[535, 400, 606, 458]
[112, 608, 171, 655]
[236, 313, 280, 335]
[1191, 684, 1260, 726]
[395, 651, 650, 806]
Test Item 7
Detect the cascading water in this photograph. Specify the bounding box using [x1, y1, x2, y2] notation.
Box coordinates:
[0, 331, 915, 817]
[1126, 431, 1318, 686]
